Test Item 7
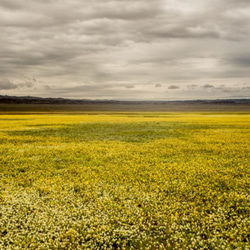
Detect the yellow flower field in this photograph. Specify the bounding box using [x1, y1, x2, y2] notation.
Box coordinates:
[0, 113, 249, 249]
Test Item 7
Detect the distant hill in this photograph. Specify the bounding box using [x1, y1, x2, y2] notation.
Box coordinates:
[0, 94, 249, 105]
[0, 95, 249, 112]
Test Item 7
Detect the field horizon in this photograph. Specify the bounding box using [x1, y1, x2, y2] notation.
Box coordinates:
[1, 99, 250, 114]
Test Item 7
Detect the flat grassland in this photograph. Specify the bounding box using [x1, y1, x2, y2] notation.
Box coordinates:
[0, 112, 249, 249]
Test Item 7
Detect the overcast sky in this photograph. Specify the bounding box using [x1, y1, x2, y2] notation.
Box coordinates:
[0, 0, 250, 100]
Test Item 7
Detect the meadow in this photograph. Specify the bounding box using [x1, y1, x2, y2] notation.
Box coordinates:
[0, 112, 249, 249]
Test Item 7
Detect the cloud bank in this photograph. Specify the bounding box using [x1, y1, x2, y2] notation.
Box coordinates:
[0, 0, 249, 99]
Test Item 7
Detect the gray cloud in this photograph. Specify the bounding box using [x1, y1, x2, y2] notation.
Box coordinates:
[168, 85, 180, 90]
[0, 79, 17, 90]
[43, 85, 52, 90]
[227, 55, 250, 67]
[0, 0, 250, 99]
[155, 84, 162, 88]
[19, 83, 34, 88]
[188, 84, 198, 89]
[125, 85, 135, 89]
[0, 79, 34, 90]
[203, 84, 214, 88]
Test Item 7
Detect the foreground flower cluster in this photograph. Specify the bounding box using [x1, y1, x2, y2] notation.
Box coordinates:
[0, 113, 249, 249]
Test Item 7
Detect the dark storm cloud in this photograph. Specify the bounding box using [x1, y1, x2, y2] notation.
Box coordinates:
[0, 0, 250, 99]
